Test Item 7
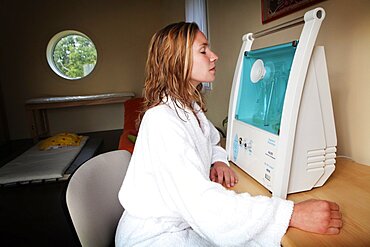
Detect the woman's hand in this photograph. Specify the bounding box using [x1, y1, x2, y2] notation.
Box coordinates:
[210, 162, 238, 188]
[289, 199, 342, 234]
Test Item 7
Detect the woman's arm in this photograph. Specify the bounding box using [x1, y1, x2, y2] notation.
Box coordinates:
[208, 120, 238, 187]
[141, 108, 293, 246]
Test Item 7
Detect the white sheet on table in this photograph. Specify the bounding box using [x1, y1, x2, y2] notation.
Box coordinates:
[0, 136, 88, 184]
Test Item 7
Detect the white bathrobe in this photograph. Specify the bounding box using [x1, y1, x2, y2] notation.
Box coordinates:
[115, 98, 294, 247]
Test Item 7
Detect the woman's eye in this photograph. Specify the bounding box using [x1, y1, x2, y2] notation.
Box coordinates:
[200, 50, 206, 54]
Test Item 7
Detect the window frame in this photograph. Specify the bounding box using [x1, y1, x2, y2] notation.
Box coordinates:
[46, 30, 97, 80]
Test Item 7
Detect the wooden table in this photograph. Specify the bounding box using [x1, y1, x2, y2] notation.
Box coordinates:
[230, 157, 370, 247]
[25, 92, 135, 141]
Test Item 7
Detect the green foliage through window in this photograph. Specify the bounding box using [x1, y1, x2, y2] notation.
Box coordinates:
[53, 35, 97, 79]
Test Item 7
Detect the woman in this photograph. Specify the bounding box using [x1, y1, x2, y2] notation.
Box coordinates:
[115, 22, 342, 246]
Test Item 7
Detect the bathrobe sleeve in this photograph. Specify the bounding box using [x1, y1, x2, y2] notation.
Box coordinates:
[208, 120, 230, 166]
[141, 108, 293, 247]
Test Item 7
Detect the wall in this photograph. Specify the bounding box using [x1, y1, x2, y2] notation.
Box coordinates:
[0, 0, 184, 138]
[207, 0, 370, 165]
[0, 82, 9, 146]
[1, 0, 369, 165]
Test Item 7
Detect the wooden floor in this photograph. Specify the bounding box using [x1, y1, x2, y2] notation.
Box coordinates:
[0, 129, 122, 246]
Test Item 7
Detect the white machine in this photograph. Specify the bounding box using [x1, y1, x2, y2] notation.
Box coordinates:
[226, 8, 337, 199]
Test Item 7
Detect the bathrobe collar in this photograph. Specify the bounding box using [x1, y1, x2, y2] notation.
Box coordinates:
[161, 96, 210, 137]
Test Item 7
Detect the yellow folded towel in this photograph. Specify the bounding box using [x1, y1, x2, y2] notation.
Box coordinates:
[38, 133, 83, 151]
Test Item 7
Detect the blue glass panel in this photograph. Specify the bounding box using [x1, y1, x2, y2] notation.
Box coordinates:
[235, 41, 298, 135]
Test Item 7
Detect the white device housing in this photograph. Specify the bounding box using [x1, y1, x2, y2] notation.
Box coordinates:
[226, 8, 337, 199]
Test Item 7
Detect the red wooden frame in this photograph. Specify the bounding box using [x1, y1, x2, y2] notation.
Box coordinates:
[261, 0, 325, 24]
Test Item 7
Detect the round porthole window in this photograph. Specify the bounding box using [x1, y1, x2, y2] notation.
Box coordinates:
[46, 30, 97, 80]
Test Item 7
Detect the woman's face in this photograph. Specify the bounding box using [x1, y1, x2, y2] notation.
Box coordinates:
[190, 31, 218, 87]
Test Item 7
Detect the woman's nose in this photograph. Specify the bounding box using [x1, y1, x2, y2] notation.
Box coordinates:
[210, 51, 218, 62]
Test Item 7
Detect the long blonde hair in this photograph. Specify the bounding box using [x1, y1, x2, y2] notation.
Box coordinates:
[139, 22, 206, 124]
